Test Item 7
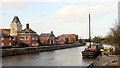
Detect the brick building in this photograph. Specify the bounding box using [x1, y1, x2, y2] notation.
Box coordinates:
[57, 34, 78, 44]
[39, 31, 56, 45]
[17, 24, 39, 47]
[0, 29, 10, 35]
[0, 33, 13, 47]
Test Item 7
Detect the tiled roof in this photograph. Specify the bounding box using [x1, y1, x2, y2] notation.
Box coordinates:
[61, 34, 70, 36]
[40, 33, 52, 36]
[4, 29, 10, 32]
[61, 34, 76, 36]
[0, 29, 10, 32]
[19, 28, 36, 33]
[0, 33, 12, 38]
[18, 24, 38, 36]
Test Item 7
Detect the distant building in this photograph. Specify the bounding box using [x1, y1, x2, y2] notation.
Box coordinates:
[10, 16, 22, 37]
[58, 34, 78, 44]
[39, 31, 56, 45]
[17, 24, 38, 47]
[0, 33, 13, 47]
[55, 37, 61, 45]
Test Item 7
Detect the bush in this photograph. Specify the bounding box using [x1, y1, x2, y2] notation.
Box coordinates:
[113, 47, 120, 55]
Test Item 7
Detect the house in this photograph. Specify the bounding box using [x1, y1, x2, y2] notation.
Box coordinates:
[17, 24, 39, 47]
[0, 33, 13, 47]
[39, 31, 56, 45]
[58, 34, 78, 44]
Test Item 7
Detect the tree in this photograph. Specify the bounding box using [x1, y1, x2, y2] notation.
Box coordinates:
[37, 37, 41, 45]
[92, 36, 102, 44]
[107, 22, 120, 54]
[109, 23, 120, 47]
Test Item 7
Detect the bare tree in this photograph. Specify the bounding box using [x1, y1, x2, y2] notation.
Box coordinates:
[92, 36, 102, 44]
[107, 22, 120, 54]
[109, 23, 120, 47]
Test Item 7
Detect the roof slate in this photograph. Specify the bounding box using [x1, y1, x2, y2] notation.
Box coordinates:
[19, 28, 36, 33]
[4, 29, 10, 32]
[0, 33, 12, 38]
[40, 33, 52, 36]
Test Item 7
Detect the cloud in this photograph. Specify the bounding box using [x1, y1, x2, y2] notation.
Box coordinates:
[54, 5, 89, 23]
[0, 0, 118, 10]
[54, 3, 117, 23]
[33, 17, 47, 24]
[0, 0, 33, 2]
[0, 0, 119, 3]
[0, 2, 31, 10]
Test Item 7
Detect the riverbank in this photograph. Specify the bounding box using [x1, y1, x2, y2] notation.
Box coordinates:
[87, 55, 120, 68]
[1, 44, 84, 57]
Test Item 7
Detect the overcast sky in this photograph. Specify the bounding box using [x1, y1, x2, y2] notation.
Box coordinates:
[0, 0, 119, 38]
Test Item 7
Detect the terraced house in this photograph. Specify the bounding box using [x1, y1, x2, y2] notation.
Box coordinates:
[39, 31, 56, 45]
[1, 16, 79, 47]
[18, 24, 39, 47]
[0, 16, 39, 47]
[57, 34, 78, 44]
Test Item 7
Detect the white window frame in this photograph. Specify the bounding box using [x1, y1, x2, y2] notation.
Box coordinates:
[9, 38, 11, 40]
[32, 43, 34, 46]
[36, 37, 38, 40]
[9, 43, 11, 46]
[36, 43, 38, 46]
[20, 37, 24, 40]
[32, 37, 35, 40]
[1, 37, 4, 40]
[1, 43, 4, 46]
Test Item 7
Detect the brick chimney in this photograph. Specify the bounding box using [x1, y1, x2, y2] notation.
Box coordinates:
[51, 31, 53, 34]
[26, 23, 29, 29]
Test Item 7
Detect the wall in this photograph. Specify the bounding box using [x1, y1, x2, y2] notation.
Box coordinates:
[1, 44, 85, 57]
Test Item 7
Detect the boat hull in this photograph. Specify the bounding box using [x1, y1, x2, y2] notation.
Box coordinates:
[82, 49, 101, 59]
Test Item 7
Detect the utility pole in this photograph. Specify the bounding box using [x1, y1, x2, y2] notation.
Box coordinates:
[89, 14, 91, 46]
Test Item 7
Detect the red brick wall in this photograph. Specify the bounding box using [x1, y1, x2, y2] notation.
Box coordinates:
[0, 37, 12, 47]
[58, 34, 78, 44]
[18, 34, 38, 47]
[39, 36, 50, 44]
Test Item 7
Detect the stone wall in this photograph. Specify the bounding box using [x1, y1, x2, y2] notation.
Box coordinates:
[1, 44, 84, 57]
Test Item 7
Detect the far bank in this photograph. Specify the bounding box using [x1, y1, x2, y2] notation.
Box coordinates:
[1, 44, 85, 57]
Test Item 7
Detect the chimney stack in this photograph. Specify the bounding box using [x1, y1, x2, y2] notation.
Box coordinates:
[26, 23, 29, 29]
[51, 31, 53, 34]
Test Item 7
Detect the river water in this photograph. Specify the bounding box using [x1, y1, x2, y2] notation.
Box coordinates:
[2, 46, 96, 66]
[2, 44, 113, 66]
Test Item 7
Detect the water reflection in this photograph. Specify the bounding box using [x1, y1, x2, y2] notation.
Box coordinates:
[2, 46, 94, 66]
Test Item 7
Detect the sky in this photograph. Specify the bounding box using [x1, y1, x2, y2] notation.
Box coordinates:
[0, 0, 119, 38]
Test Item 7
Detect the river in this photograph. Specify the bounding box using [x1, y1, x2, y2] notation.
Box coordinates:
[2, 46, 95, 66]
[2, 44, 112, 66]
